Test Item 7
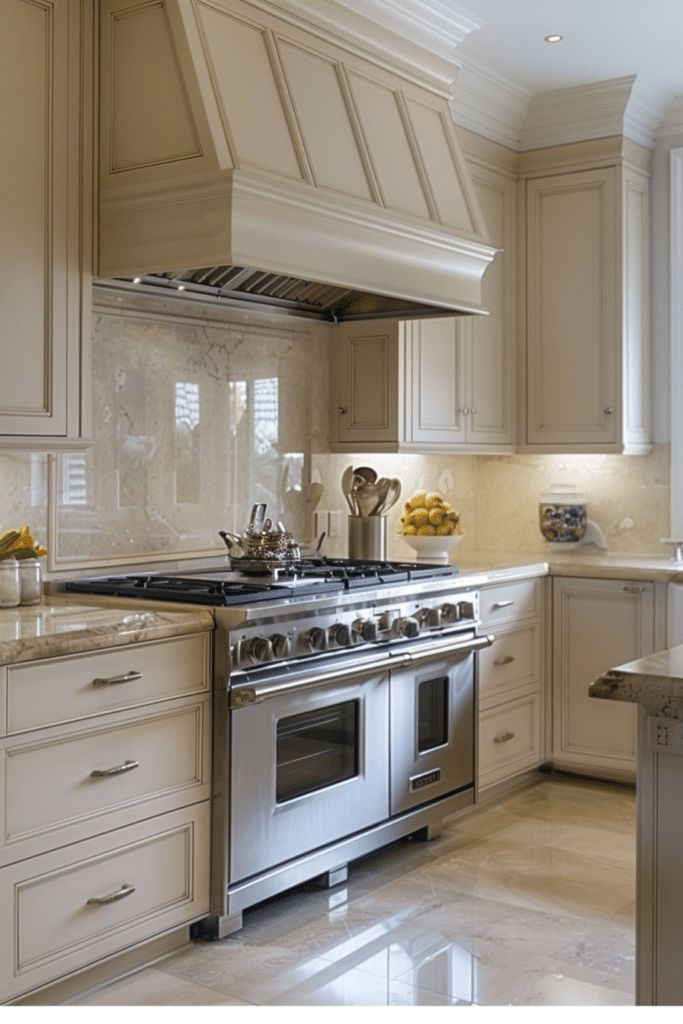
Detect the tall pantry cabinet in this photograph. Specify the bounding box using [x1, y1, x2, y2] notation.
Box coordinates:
[0, 0, 92, 447]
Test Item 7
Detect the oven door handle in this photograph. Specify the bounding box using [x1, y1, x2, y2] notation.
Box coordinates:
[402, 633, 494, 664]
[229, 653, 400, 708]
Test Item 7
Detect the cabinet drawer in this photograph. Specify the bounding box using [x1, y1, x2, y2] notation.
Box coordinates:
[2, 697, 210, 855]
[0, 802, 210, 1002]
[7, 633, 210, 734]
[478, 623, 540, 704]
[478, 691, 542, 789]
[479, 579, 540, 628]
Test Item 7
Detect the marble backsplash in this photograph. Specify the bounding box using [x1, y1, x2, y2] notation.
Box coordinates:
[0, 452, 48, 548]
[312, 445, 671, 561]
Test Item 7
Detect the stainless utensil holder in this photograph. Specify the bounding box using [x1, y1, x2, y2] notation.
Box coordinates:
[347, 516, 386, 561]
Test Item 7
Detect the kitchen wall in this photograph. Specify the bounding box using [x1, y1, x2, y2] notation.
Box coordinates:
[312, 446, 670, 561]
[0, 289, 670, 568]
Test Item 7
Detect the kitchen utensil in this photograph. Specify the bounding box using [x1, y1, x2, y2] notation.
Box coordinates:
[340, 465, 357, 514]
[353, 466, 377, 484]
[368, 477, 390, 516]
[351, 479, 381, 518]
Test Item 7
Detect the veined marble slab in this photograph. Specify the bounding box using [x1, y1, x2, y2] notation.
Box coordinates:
[590, 646, 683, 719]
[0, 599, 214, 666]
[457, 549, 683, 584]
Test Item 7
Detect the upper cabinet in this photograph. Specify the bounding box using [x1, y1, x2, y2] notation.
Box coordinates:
[0, 0, 92, 448]
[330, 145, 516, 454]
[520, 141, 651, 454]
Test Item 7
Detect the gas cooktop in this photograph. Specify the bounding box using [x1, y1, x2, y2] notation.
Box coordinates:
[63, 558, 459, 606]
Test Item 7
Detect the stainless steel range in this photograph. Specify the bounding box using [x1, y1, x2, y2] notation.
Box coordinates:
[65, 559, 492, 939]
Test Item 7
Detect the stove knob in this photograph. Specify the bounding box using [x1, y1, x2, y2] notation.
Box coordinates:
[352, 618, 378, 643]
[397, 616, 420, 639]
[426, 607, 442, 629]
[457, 600, 474, 621]
[270, 633, 290, 658]
[330, 623, 352, 647]
[247, 636, 273, 663]
[305, 626, 327, 651]
[440, 603, 460, 624]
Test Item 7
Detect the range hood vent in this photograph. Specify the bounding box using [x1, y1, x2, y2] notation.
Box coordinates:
[99, 0, 497, 321]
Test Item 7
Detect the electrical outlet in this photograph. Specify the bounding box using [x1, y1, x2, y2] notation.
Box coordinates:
[328, 511, 341, 538]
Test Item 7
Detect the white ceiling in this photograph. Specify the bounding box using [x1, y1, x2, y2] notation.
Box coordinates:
[453, 0, 683, 126]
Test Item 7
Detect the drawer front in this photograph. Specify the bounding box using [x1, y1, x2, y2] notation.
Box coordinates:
[479, 579, 541, 628]
[478, 691, 542, 789]
[0, 802, 210, 1002]
[478, 623, 539, 703]
[7, 633, 210, 734]
[3, 697, 209, 850]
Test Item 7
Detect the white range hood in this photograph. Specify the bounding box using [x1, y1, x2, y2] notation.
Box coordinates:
[98, 0, 496, 321]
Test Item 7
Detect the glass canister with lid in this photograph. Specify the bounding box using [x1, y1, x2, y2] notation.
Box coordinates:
[539, 484, 588, 543]
[0, 558, 21, 607]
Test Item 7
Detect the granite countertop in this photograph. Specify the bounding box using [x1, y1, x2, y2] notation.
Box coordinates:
[589, 646, 683, 719]
[0, 598, 214, 666]
[454, 549, 683, 584]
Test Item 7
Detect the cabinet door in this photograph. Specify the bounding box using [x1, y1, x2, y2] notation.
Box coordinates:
[402, 318, 467, 447]
[332, 320, 398, 447]
[466, 166, 515, 446]
[526, 168, 618, 448]
[0, 0, 87, 440]
[553, 577, 654, 777]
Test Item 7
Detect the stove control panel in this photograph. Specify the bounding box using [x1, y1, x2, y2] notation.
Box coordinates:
[231, 591, 480, 670]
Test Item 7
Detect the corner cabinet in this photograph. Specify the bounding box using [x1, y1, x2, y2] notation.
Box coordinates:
[329, 157, 516, 454]
[520, 145, 651, 454]
[552, 577, 655, 780]
[0, 0, 92, 448]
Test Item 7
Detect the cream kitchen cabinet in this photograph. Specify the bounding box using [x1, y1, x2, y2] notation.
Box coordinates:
[520, 143, 651, 454]
[0, 631, 211, 1003]
[552, 577, 655, 780]
[477, 578, 545, 793]
[330, 161, 515, 453]
[0, 0, 92, 448]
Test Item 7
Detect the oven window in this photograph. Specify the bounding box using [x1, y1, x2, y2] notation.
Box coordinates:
[418, 676, 449, 752]
[276, 700, 359, 803]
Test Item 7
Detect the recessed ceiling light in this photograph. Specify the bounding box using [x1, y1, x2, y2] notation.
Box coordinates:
[545, 33, 563, 43]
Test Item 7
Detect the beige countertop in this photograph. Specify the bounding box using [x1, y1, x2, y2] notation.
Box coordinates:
[0, 599, 214, 666]
[589, 646, 683, 719]
[454, 549, 683, 584]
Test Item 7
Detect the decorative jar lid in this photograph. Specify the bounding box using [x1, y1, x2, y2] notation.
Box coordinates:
[540, 483, 587, 506]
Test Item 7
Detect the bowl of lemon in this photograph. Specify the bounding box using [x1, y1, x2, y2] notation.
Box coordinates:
[398, 489, 464, 563]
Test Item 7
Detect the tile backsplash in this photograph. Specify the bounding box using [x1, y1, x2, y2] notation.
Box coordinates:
[0, 290, 671, 569]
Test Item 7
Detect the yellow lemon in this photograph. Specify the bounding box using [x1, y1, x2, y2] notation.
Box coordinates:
[408, 489, 428, 510]
[425, 492, 444, 509]
[435, 523, 454, 536]
[409, 508, 429, 527]
[416, 524, 436, 536]
[428, 508, 445, 526]
[401, 524, 417, 536]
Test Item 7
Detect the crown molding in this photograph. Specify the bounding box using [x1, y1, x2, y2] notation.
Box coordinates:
[324, 0, 481, 63]
[450, 57, 531, 151]
[520, 76, 636, 150]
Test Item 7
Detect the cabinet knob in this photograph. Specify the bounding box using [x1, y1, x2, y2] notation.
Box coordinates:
[603, 406, 614, 415]
[338, 407, 347, 414]
[461, 407, 470, 415]
[471, 408, 478, 415]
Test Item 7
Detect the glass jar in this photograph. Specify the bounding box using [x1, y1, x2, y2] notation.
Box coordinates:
[19, 558, 42, 605]
[0, 558, 21, 607]
[539, 484, 588, 543]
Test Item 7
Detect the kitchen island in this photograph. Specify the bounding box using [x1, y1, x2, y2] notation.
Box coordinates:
[590, 648, 683, 1005]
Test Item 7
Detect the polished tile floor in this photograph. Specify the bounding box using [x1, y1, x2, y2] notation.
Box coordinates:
[71, 776, 636, 1006]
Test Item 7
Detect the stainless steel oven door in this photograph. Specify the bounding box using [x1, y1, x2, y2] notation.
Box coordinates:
[390, 644, 476, 815]
[229, 666, 390, 884]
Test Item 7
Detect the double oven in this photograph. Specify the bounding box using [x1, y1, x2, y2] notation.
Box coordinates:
[209, 580, 492, 937]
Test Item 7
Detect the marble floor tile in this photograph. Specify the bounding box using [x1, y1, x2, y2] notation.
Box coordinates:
[71, 776, 636, 1007]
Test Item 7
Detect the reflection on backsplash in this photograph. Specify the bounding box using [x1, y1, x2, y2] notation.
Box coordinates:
[54, 291, 330, 566]
[0, 453, 48, 542]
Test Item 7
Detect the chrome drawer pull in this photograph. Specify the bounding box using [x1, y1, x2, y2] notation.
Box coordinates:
[90, 759, 140, 778]
[86, 883, 136, 906]
[492, 600, 514, 609]
[92, 670, 142, 687]
[494, 655, 515, 666]
[494, 731, 515, 744]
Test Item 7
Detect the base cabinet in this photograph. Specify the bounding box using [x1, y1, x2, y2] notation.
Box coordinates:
[0, 632, 212, 1003]
[552, 577, 654, 779]
[477, 578, 544, 793]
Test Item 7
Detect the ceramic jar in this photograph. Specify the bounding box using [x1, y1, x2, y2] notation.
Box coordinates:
[539, 485, 588, 543]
